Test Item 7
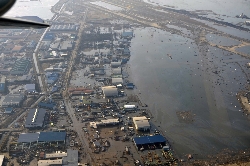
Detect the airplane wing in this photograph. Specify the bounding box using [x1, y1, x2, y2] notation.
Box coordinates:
[0, 16, 50, 29]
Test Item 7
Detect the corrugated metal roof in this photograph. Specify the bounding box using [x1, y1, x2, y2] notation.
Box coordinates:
[38, 132, 66, 142]
[133, 135, 166, 145]
[25, 108, 46, 127]
[18, 133, 39, 143]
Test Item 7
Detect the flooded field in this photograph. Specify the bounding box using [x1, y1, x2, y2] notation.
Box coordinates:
[128, 27, 250, 159]
[206, 34, 241, 46]
[90, 1, 123, 11]
[144, 0, 250, 24]
[5, 0, 59, 19]
[236, 46, 250, 55]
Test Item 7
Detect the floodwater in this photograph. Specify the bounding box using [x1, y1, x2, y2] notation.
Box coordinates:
[144, 0, 250, 24]
[90, 1, 123, 11]
[5, 0, 59, 19]
[206, 34, 241, 47]
[236, 46, 250, 55]
[128, 27, 250, 158]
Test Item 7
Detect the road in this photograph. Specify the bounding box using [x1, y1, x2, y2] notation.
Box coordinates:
[64, 99, 93, 163]
[61, 6, 93, 163]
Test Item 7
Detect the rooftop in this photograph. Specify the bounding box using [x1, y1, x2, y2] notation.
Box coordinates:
[25, 108, 46, 127]
[38, 132, 66, 142]
[18, 133, 40, 143]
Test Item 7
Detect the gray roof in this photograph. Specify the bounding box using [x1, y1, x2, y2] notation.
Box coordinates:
[25, 84, 35, 91]
[25, 108, 46, 126]
[112, 68, 122, 75]
[2, 93, 24, 104]
[59, 41, 73, 51]
[102, 86, 118, 97]
[18, 133, 39, 143]
[112, 78, 123, 84]
[111, 61, 121, 67]
[62, 149, 78, 166]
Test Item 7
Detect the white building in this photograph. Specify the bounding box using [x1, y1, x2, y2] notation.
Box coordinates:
[132, 116, 150, 131]
[124, 105, 136, 111]
[38, 159, 62, 166]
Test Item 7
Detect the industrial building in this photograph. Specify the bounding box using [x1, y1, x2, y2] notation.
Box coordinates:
[133, 135, 166, 150]
[121, 31, 133, 39]
[124, 105, 136, 111]
[126, 83, 134, 89]
[25, 108, 46, 128]
[18, 133, 40, 143]
[10, 58, 30, 75]
[18, 132, 67, 144]
[0, 77, 6, 93]
[112, 68, 122, 75]
[25, 84, 36, 93]
[112, 77, 123, 85]
[102, 86, 118, 98]
[38, 102, 56, 110]
[1, 93, 25, 107]
[132, 116, 150, 131]
[90, 119, 120, 128]
[38, 149, 78, 166]
[50, 24, 78, 31]
[59, 40, 73, 51]
[111, 61, 121, 68]
[4, 107, 13, 114]
[38, 132, 66, 143]
[42, 32, 55, 41]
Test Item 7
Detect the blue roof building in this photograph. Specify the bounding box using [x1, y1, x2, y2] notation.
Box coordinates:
[43, 33, 55, 41]
[122, 31, 133, 38]
[133, 135, 166, 149]
[38, 132, 66, 142]
[0, 83, 6, 93]
[5, 107, 13, 114]
[38, 102, 56, 110]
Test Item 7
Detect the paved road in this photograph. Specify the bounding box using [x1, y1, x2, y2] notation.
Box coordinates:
[64, 99, 93, 163]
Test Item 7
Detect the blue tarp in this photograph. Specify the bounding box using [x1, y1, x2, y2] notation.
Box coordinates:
[38, 132, 66, 142]
[133, 135, 166, 145]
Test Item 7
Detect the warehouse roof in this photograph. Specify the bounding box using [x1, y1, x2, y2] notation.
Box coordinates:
[18, 133, 39, 143]
[102, 86, 118, 97]
[25, 84, 35, 91]
[133, 135, 166, 145]
[62, 149, 78, 166]
[25, 108, 46, 126]
[133, 116, 150, 129]
[112, 77, 123, 84]
[38, 132, 66, 142]
[2, 93, 25, 104]
[38, 159, 62, 166]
